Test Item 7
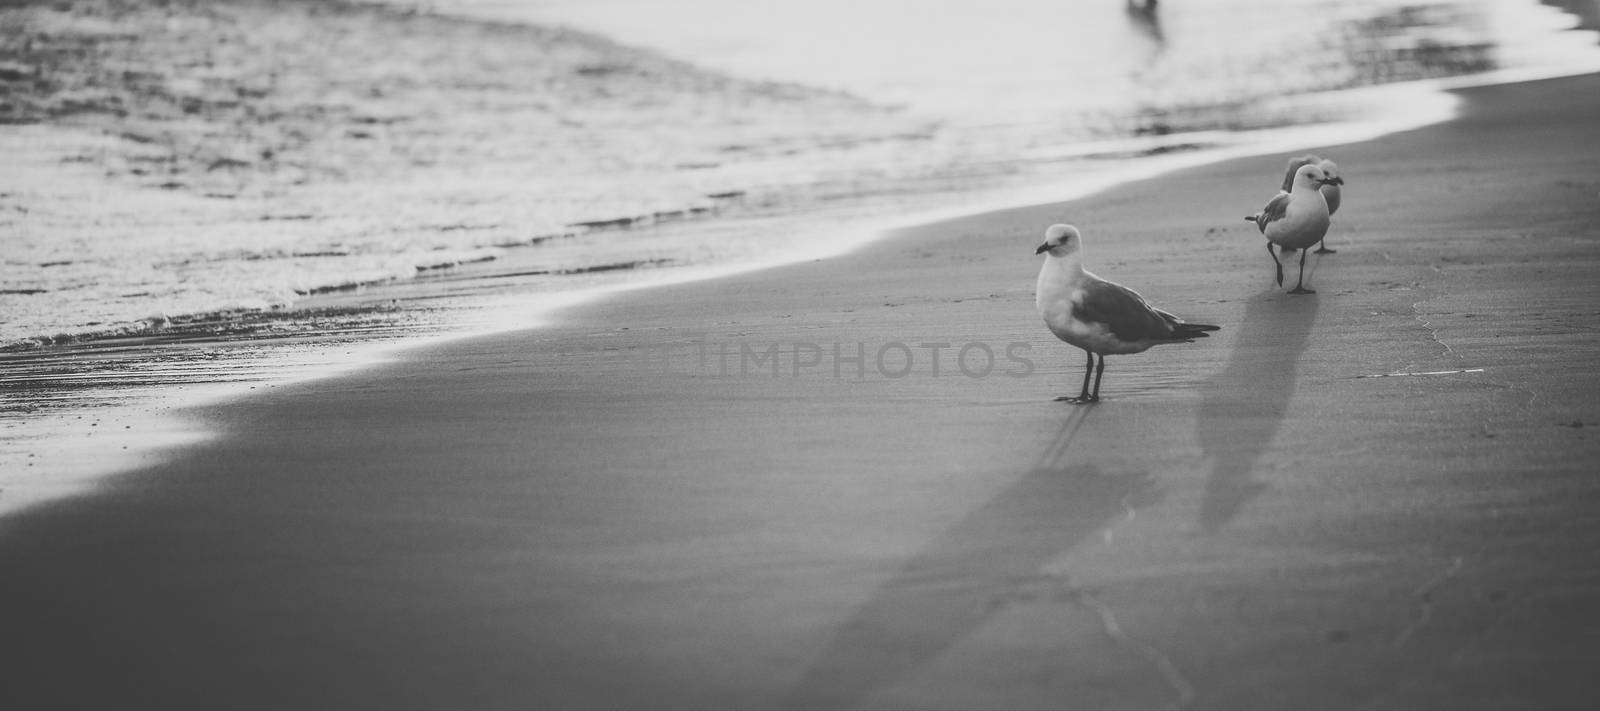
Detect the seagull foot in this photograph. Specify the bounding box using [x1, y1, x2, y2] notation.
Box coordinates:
[1314, 246, 1337, 254]
[1054, 395, 1099, 405]
[1288, 286, 1317, 295]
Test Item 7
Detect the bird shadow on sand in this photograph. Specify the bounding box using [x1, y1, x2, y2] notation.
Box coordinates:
[780, 407, 1155, 710]
[1194, 290, 1320, 532]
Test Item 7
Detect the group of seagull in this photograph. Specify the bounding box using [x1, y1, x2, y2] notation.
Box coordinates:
[1034, 154, 1344, 403]
[1248, 155, 1344, 294]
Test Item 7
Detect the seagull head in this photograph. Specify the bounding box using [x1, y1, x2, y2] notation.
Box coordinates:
[1035, 223, 1081, 256]
[1317, 159, 1344, 186]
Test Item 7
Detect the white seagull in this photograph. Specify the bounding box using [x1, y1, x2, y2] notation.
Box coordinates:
[1246, 163, 1339, 294]
[1035, 224, 1220, 403]
[1280, 154, 1344, 253]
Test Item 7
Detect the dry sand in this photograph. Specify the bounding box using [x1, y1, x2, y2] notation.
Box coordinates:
[3, 73, 1600, 710]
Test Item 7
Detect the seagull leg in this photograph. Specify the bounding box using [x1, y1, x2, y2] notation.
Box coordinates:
[1081, 352, 1095, 401]
[1289, 247, 1316, 294]
[1055, 350, 1096, 403]
[1089, 354, 1106, 402]
[1266, 242, 1283, 286]
[1314, 238, 1337, 254]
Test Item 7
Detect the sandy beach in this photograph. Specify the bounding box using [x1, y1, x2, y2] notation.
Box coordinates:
[5, 55, 1600, 711]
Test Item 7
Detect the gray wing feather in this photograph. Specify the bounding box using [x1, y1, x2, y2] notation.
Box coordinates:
[1075, 280, 1172, 341]
[1252, 191, 1291, 233]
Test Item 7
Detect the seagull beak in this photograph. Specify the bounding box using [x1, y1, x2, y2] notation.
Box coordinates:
[1319, 178, 1340, 187]
[1035, 242, 1051, 254]
[1333, 177, 1345, 186]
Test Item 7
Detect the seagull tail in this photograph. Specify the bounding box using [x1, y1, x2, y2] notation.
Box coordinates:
[1243, 214, 1258, 223]
[1173, 323, 1221, 340]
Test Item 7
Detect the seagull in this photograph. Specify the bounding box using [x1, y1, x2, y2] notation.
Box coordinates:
[1246, 163, 1338, 294]
[1035, 224, 1220, 403]
[1280, 155, 1344, 254]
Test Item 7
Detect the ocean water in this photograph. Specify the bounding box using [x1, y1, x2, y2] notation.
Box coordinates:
[423, 0, 1599, 123]
[2, 0, 1599, 347]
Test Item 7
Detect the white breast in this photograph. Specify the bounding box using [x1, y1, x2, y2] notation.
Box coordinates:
[1321, 183, 1342, 215]
[1265, 192, 1330, 249]
[1037, 259, 1082, 332]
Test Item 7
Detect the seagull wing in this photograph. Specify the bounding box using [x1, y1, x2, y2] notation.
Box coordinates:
[1152, 306, 1187, 327]
[1074, 279, 1176, 342]
[1250, 191, 1291, 233]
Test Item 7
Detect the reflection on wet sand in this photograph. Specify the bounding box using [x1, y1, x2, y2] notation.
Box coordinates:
[782, 408, 1150, 709]
[1195, 291, 1320, 532]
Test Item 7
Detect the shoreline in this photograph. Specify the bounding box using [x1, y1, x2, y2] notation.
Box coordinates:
[2, 52, 1595, 518]
[0, 83, 1457, 351]
[0, 77, 1465, 518]
[13, 47, 1600, 517]
[3, 69, 1600, 708]
[9, 0, 1600, 351]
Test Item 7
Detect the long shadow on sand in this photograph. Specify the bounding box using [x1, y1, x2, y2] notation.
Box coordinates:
[1194, 291, 1320, 532]
[781, 408, 1152, 710]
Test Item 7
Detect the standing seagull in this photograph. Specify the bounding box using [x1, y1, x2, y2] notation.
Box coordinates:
[1280, 154, 1344, 253]
[1246, 163, 1339, 294]
[1035, 224, 1220, 403]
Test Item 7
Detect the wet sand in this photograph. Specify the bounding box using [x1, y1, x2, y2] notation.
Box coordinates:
[4, 73, 1600, 709]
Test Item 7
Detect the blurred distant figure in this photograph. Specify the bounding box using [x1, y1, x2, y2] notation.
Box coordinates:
[1125, 0, 1165, 46]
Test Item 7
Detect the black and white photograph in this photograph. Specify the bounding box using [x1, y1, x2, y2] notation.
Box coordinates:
[3, 0, 1600, 708]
